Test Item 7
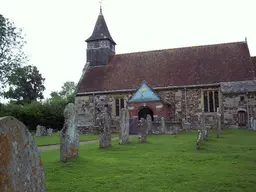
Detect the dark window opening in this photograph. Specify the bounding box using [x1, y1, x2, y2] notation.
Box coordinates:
[214, 91, 219, 111]
[115, 99, 120, 116]
[204, 91, 208, 112]
[204, 90, 219, 112]
[240, 96, 245, 102]
[120, 98, 124, 109]
[115, 98, 125, 117]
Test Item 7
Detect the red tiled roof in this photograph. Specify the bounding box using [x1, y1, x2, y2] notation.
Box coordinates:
[77, 41, 255, 93]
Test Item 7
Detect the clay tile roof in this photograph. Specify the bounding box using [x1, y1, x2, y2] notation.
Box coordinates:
[77, 41, 255, 94]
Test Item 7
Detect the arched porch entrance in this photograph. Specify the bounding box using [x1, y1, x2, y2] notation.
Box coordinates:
[138, 107, 154, 121]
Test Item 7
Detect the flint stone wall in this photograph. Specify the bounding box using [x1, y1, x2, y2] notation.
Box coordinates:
[0, 116, 46, 192]
[76, 85, 256, 129]
[222, 93, 256, 128]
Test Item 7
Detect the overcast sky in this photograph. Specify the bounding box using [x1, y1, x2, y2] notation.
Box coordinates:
[1, 0, 256, 98]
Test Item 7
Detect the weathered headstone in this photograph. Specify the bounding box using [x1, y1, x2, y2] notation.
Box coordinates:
[161, 117, 167, 133]
[36, 125, 41, 136]
[182, 118, 191, 131]
[138, 118, 147, 143]
[250, 117, 256, 131]
[147, 114, 153, 133]
[119, 109, 130, 144]
[216, 108, 221, 138]
[199, 111, 207, 140]
[36, 125, 48, 136]
[196, 130, 202, 150]
[0, 116, 46, 191]
[95, 95, 112, 148]
[60, 103, 79, 162]
[47, 128, 53, 136]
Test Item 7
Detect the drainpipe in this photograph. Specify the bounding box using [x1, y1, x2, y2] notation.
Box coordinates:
[184, 87, 188, 120]
[246, 92, 250, 128]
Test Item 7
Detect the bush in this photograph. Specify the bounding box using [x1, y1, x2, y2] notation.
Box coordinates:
[0, 97, 70, 130]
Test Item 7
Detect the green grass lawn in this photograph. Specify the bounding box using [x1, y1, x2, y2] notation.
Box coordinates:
[40, 129, 256, 192]
[35, 133, 119, 146]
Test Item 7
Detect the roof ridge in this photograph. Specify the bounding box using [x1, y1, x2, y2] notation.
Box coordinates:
[115, 41, 246, 56]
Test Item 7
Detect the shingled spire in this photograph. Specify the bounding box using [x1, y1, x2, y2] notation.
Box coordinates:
[86, 6, 116, 45]
[85, 5, 116, 66]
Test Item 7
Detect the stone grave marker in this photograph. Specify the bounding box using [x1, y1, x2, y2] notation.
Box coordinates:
[196, 130, 202, 150]
[161, 117, 167, 133]
[47, 128, 53, 136]
[200, 111, 207, 141]
[95, 95, 112, 148]
[138, 118, 147, 143]
[216, 108, 221, 138]
[0, 116, 46, 191]
[147, 114, 153, 134]
[182, 118, 191, 131]
[36, 125, 47, 136]
[60, 103, 79, 162]
[119, 109, 130, 144]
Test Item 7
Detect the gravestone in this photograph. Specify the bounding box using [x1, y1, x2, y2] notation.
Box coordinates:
[60, 103, 79, 162]
[138, 118, 147, 143]
[147, 114, 153, 133]
[0, 116, 46, 191]
[161, 117, 167, 133]
[250, 117, 256, 131]
[196, 130, 202, 150]
[95, 95, 112, 148]
[216, 108, 221, 138]
[119, 109, 130, 144]
[182, 118, 191, 131]
[199, 111, 207, 140]
[36, 125, 47, 136]
[47, 128, 53, 136]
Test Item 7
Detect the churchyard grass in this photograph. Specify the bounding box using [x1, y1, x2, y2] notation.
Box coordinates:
[41, 129, 256, 192]
[35, 133, 119, 146]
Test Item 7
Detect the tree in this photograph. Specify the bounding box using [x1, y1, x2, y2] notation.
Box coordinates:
[59, 81, 76, 97]
[59, 81, 76, 103]
[4, 65, 45, 103]
[0, 14, 27, 90]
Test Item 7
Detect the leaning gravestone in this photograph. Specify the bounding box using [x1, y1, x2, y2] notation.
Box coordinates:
[138, 118, 147, 143]
[0, 116, 46, 191]
[95, 95, 112, 148]
[119, 109, 130, 144]
[60, 103, 79, 162]
[216, 108, 221, 138]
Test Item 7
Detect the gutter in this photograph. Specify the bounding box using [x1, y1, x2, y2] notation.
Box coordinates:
[76, 83, 220, 96]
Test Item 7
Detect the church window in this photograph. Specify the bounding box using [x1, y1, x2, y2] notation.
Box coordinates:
[115, 98, 125, 116]
[203, 90, 219, 112]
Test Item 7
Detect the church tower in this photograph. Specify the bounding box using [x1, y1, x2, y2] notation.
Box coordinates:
[85, 6, 116, 66]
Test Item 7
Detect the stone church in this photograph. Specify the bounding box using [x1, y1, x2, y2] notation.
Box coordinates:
[75, 7, 256, 133]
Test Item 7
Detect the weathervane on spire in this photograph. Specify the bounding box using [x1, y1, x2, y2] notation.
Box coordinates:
[99, 0, 105, 15]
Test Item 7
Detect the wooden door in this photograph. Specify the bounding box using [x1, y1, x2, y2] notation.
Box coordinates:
[238, 111, 246, 127]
